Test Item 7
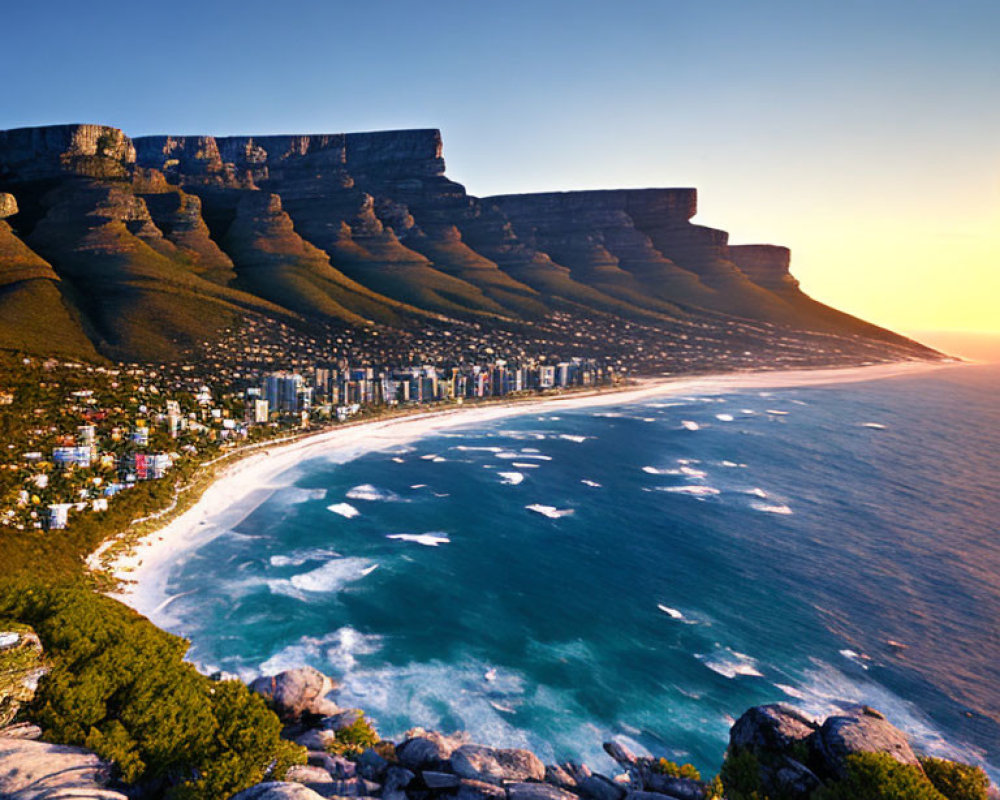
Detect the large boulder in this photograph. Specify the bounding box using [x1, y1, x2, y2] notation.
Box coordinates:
[729, 704, 819, 754]
[726, 704, 823, 800]
[450, 744, 546, 785]
[456, 779, 507, 800]
[576, 774, 627, 800]
[229, 782, 328, 800]
[0, 737, 128, 799]
[249, 667, 339, 720]
[639, 774, 704, 800]
[813, 706, 922, 779]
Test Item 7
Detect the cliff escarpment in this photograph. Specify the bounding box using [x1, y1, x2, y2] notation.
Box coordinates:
[0, 123, 935, 363]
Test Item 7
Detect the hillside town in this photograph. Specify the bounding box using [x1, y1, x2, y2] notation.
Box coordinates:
[0, 343, 621, 533]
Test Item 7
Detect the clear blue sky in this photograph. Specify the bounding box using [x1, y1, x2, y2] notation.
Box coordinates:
[4, 0, 999, 332]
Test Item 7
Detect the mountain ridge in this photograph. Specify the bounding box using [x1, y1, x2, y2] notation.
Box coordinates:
[0, 123, 936, 364]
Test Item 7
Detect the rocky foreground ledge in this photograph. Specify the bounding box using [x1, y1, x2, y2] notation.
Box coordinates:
[234, 667, 997, 800]
[1, 662, 995, 800]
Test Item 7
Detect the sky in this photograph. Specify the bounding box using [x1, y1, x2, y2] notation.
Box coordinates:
[4, 0, 998, 334]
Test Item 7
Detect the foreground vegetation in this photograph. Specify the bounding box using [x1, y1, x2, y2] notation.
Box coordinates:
[0, 581, 305, 798]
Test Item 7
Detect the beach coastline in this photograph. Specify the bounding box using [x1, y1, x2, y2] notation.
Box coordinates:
[100, 359, 956, 624]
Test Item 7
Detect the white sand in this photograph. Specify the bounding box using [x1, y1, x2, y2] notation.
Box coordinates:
[103, 360, 955, 621]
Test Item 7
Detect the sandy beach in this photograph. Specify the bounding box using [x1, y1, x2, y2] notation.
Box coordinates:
[102, 360, 955, 622]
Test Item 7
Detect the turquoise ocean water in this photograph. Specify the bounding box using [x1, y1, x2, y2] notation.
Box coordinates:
[148, 365, 1000, 778]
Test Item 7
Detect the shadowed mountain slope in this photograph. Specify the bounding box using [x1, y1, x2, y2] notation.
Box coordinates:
[0, 122, 935, 362]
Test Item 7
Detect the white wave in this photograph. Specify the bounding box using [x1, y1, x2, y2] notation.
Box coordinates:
[741, 408, 756, 414]
[862, 422, 886, 429]
[715, 413, 735, 422]
[659, 485, 720, 496]
[455, 446, 504, 452]
[526, 504, 575, 519]
[751, 501, 792, 514]
[766, 409, 789, 416]
[775, 683, 808, 700]
[410, 483, 428, 489]
[432, 457, 446, 463]
[680, 466, 708, 478]
[269, 547, 341, 567]
[278, 487, 327, 504]
[681, 420, 701, 431]
[785, 660, 995, 776]
[839, 649, 871, 669]
[346, 484, 403, 502]
[657, 604, 684, 619]
[267, 556, 376, 598]
[593, 412, 624, 418]
[498, 452, 551, 460]
[512, 463, 541, 469]
[677, 458, 699, 465]
[522, 448, 541, 453]
[746, 488, 768, 498]
[642, 466, 681, 475]
[697, 647, 764, 679]
[559, 434, 589, 443]
[721, 460, 747, 468]
[499, 472, 524, 485]
[259, 626, 382, 675]
[581, 479, 602, 488]
[391, 457, 405, 464]
[327, 502, 360, 518]
[387, 532, 451, 547]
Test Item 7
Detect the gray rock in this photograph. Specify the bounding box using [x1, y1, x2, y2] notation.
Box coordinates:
[230, 782, 328, 800]
[639, 774, 705, 800]
[771, 759, 823, 799]
[382, 791, 408, 800]
[544, 764, 578, 790]
[457, 779, 507, 800]
[286, 764, 336, 787]
[814, 707, 922, 779]
[561, 762, 592, 782]
[451, 744, 546, 785]
[507, 783, 578, 800]
[384, 766, 415, 793]
[0, 722, 42, 739]
[0, 737, 128, 799]
[577, 774, 627, 800]
[295, 728, 337, 750]
[625, 792, 677, 800]
[356, 747, 389, 780]
[424, 770, 462, 789]
[729, 704, 819, 754]
[0, 194, 16, 219]
[321, 708, 363, 731]
[397, 735, 451, 770]
[603, 741, 638, 766]
[250, 667, 338, 720]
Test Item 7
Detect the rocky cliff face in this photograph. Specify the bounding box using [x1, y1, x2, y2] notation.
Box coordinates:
[0, 122, 934, 362]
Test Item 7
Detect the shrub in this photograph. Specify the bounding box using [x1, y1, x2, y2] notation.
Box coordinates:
[325, 713, 380, 758]
[718, 748, 767, 800]
[813, 752, 946, 800]
[0, 581, 304, 798]
[920, 757, 990, 800]
[653, 757, 701, 780]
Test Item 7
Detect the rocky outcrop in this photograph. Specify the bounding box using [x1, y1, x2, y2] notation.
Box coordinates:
[0, 737, 128, 800]
[250, 666, 341, 721]
[728, 245, 797, 292]
[812, 706, 922, 778]
[0, 192, 16, 219]
[0, 124, 135, 183]
[230, 781, 328, 800]
[450, 745, 546, 785]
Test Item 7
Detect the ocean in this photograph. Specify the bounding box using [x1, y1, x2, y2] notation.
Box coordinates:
[147, 364, 1000, 779]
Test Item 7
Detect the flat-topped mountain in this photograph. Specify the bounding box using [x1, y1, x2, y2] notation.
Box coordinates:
[0, 123, 934, 363]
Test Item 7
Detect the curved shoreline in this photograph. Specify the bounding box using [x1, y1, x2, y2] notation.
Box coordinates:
[102, 360, 954, 624]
